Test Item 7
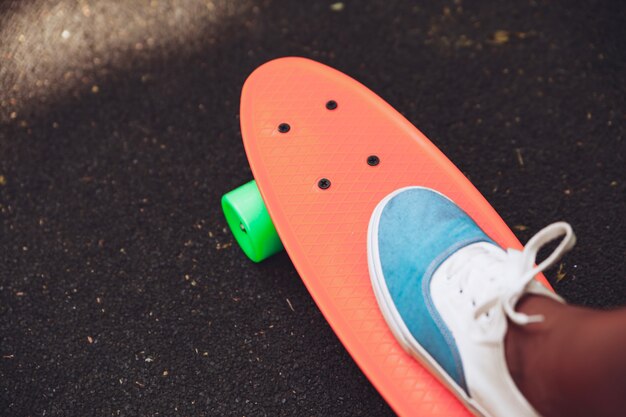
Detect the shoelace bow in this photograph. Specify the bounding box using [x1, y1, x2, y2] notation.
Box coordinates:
[456, 222, 576, 327]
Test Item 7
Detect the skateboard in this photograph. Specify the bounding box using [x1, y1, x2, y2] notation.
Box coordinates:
[222, 57, 552, 416]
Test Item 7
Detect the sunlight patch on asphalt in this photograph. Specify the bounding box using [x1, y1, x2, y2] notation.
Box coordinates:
[0, 0, 252, 123]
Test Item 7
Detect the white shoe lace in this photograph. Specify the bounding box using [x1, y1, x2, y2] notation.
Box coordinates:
[445, 222, 576, 331]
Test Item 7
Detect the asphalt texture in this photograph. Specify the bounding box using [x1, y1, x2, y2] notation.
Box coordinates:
[0, 1, 624, 416]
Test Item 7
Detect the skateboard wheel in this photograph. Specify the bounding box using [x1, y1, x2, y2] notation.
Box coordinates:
[221, 180, 284, 262]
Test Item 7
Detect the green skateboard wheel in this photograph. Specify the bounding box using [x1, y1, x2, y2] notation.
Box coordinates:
[221, 180, 284, 262]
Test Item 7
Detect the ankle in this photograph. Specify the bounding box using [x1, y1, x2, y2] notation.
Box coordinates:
[504, 295, 572, 416]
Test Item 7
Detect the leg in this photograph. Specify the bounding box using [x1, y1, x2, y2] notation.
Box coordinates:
[506, 296, 626, 417]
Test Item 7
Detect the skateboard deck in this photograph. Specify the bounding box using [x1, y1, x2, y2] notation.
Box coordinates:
[238, 57, 551, 416]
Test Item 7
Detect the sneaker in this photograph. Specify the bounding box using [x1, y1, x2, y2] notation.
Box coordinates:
[367, 187, 576, 417]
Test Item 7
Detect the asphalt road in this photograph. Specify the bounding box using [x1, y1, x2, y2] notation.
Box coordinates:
[1, 1, 624, 416]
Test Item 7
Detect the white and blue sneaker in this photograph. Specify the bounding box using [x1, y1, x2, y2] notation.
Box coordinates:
[367, 187, 576, 417]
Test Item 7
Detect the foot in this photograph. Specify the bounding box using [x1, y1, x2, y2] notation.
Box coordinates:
[367, 187, 576, 417]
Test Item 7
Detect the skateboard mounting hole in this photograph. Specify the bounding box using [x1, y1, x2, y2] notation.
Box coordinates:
[326, 100, 338, 110]
[367, 155, 380, 166]
[318, 178, 331, 190]
[278, 123, 291, 133]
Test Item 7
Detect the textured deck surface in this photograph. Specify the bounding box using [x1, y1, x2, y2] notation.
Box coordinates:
[242, 57, 551, 417]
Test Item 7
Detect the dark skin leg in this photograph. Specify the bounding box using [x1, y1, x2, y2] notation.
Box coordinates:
[505, 295, 626, 417]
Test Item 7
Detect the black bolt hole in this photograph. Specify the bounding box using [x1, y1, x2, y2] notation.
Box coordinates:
[367, 155, 380, 166]
[326, 100, 338, 110]
[278, 123, 291, 133]
[318, 178, 331, 190]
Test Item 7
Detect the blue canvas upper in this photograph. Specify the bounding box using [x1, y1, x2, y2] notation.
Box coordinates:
[375, 188, 495, 393]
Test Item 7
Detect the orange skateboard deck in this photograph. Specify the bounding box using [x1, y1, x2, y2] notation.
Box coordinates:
[235, 57, 551, 416]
